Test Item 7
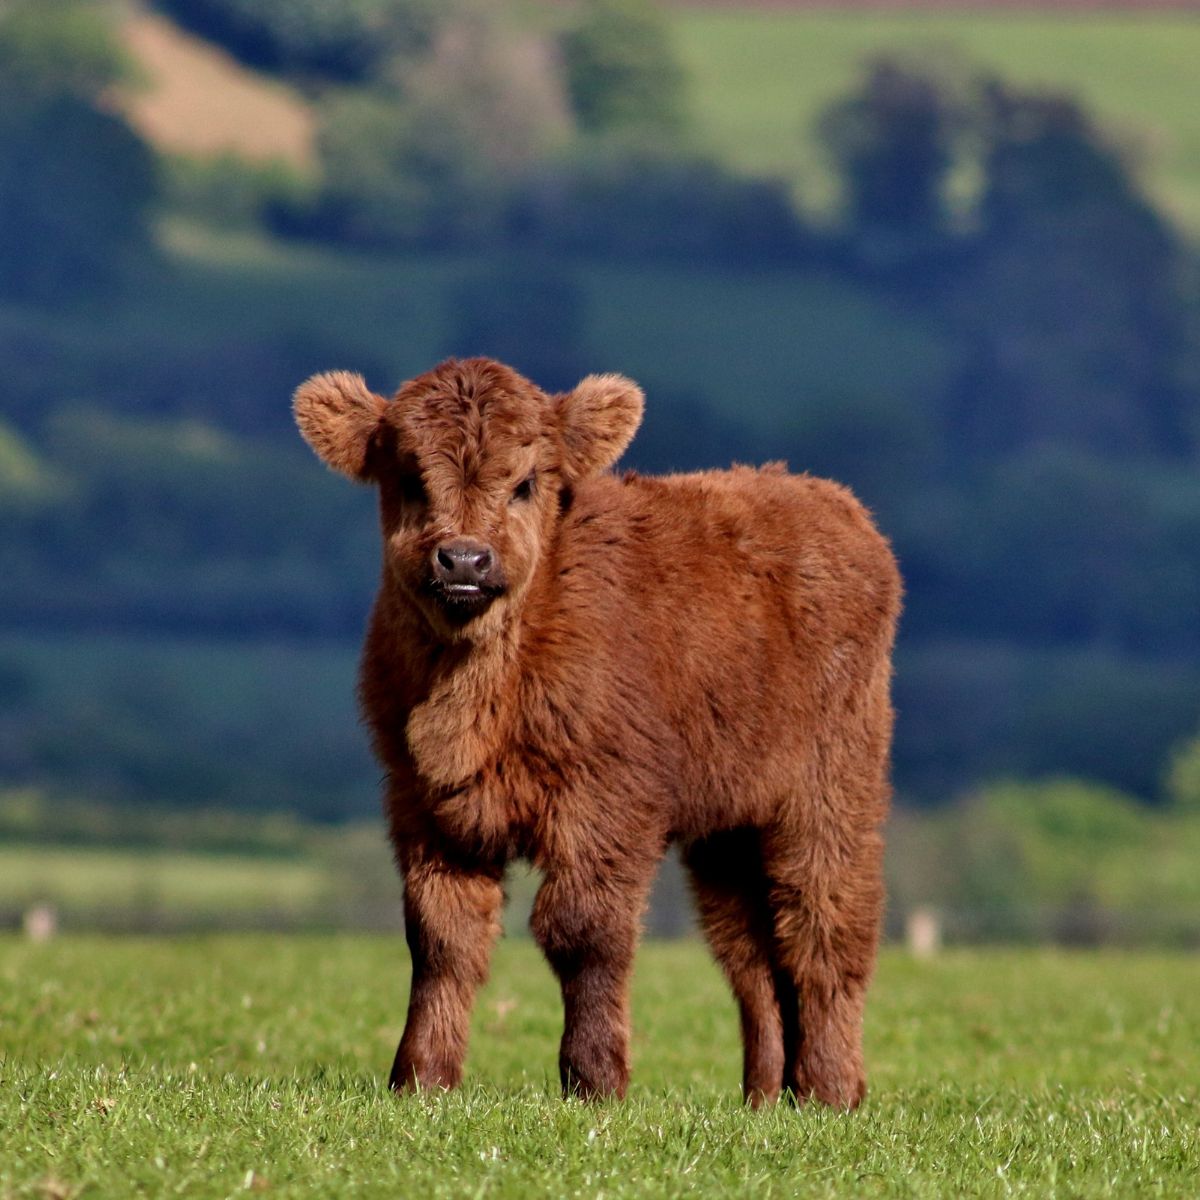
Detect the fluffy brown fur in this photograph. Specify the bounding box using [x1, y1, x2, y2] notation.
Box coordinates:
[293, 357, 902, 1109]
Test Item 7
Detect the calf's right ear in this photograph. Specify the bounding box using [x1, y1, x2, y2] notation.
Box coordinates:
[293, 371, 387, 481]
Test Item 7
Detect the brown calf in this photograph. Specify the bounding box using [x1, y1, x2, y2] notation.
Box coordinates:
[294, 358, 901, 1108]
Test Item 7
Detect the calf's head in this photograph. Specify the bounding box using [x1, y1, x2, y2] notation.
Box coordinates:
[294, 357, 643, 642]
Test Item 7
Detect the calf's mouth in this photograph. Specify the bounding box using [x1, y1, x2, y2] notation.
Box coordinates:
[425, 578, 506, 622]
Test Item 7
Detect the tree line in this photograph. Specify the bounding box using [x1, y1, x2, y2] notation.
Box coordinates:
[0, 0, 1197, 814]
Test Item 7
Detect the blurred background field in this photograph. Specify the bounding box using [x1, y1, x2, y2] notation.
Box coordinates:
[676, 11, 1200, 228]
[1, 0, 1199, 941]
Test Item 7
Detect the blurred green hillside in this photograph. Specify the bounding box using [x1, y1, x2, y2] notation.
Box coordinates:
[1, 0, 1198, 844]
[676, 11, 1200, 232]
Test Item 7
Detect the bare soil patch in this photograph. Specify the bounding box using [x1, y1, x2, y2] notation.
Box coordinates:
[114, 10, 316, 168]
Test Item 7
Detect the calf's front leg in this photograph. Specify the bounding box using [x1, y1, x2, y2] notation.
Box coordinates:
[531, 863, 655, 1100]
[389, 854, 504, 1092]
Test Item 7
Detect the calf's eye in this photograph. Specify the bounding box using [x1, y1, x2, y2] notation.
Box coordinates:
[398, 473, 428, 507]
[511, 473, 536, 503]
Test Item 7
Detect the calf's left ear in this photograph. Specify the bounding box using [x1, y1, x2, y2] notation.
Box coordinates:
[557, 374, 644, 480]
[293, 370, 387, 481]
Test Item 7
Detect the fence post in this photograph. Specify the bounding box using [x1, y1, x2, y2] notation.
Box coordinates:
[905, 906, 941, 959]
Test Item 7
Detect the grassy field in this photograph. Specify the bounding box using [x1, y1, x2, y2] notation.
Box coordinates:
[674, 11, 1200, 232]
[0, 846, 325, 917]
[2, 938, 1197, 1197]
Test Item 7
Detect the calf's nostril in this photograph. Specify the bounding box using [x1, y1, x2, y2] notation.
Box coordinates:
[436, 547, 455, 573]
[474, 550, 492, 575]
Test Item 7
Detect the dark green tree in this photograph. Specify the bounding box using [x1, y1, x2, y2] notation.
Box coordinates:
[508, 144, 806, 262]
[150, 0, 438, 84]
[818, 57, 967, 266]
[0, 0, 158, 304]
[296, 10, 569, 250]
[304, 90, 499, 248]
[561, 0, 687, 136]
[943, 81, 1192, 461]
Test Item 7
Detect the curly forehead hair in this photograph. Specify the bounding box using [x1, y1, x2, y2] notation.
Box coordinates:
[386, 359, 549, 488]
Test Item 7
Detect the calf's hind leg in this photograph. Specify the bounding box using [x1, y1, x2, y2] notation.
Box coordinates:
[764, 819, 885, 1110]
[684, 830, 784, 1107]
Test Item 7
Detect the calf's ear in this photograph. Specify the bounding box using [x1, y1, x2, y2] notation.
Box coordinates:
[293, 371, 387, 481]
[557, 374, 644, 479]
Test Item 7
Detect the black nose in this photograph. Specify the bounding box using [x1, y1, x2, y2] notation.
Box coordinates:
[432, 539, 494, 587]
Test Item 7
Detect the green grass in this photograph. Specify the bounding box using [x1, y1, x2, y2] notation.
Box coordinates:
[0, 834, 544, 935]
[674, 12, 1200, 233]
[2, 938, 1197, 1197]
[0, 847, 326, 916]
